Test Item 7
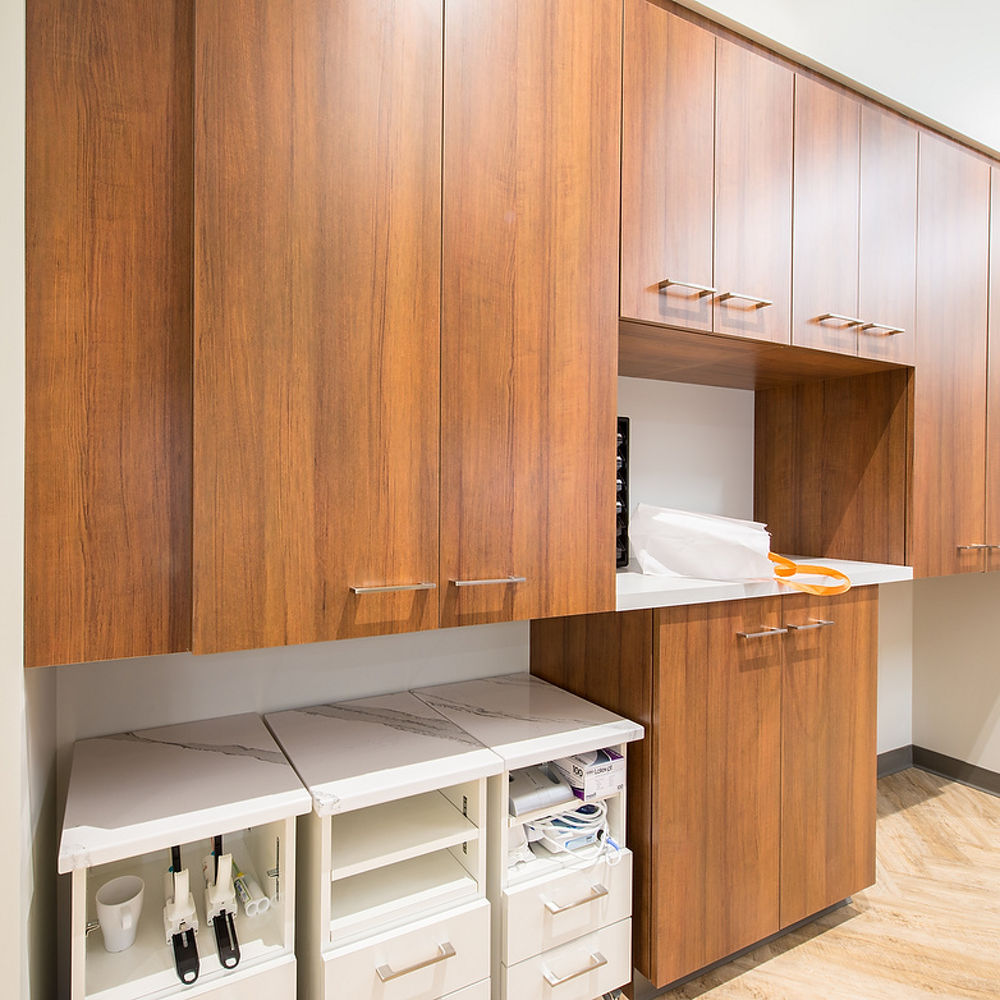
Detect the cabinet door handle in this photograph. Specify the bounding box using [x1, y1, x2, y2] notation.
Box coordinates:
[350, 582, 436, 594]
[717, 291, 773, 308]
[786, 618, 835, 631]
[816, 313, 865, 326]
[657, 278, 718, 297]
[542, 882, 609, 914]
[542, 951, 608, 987]
[956, 544, 992, 550]
[859, 321, 905, 336]
[451, 576, 526, 587]
[375, 942, 456, 982]
[737, 626, 789, 640]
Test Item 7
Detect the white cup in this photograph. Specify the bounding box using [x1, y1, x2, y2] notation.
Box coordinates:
[96, 875, 144, 953]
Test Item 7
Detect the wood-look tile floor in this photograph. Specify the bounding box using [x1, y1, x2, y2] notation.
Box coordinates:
[651, 768, 1000, 999]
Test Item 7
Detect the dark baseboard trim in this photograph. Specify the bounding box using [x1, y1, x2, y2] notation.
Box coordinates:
[912, 745, 1000, 797]
[877, 745, 914, 778]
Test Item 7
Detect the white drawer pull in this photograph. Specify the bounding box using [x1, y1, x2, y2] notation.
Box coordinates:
[542, 882, 609, 914]
[543, 950, 608, 987]
[375, 941, 456, 982]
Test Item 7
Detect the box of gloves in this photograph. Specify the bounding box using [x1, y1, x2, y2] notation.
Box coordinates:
[551, 747, 624, 802]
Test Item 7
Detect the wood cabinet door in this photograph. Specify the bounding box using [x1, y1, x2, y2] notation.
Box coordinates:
[713, 40, 793, 344]
[792, 76, 861, 355]
[912, 134, 991, 577]
[440, 0, 618, 627]
[621, 1, 715, 330]
[858, 107, 918, 364]
[194, 0, 442, 652]
[780, 590, 877, 927]
[25, 0, 193, 666]
[989, 166, 1000, 571]
[650, 601, 781, 987]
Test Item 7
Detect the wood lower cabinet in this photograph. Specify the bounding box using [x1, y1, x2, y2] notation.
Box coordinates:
[530, 589, 877, 988]
[988, 165, 1000, 573]
[440, 0, 619, 626]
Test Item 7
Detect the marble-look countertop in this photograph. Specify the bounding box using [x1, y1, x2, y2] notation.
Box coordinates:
[616, 557, 913, 612]
[265, 692, 502, 816]
[58, 713, 312, 873]
[412, 673, 644, 771]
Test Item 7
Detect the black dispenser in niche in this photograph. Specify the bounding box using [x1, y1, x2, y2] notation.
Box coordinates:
[616, 416, 629, 568]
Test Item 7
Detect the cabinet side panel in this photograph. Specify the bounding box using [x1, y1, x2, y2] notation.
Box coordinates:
[988, 166, 1000, 570]
[25, 0, 193, 666]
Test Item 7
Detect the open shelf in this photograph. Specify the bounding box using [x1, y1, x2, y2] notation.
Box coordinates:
[330, 790, 479, 880]
[506, 790, 620, 830]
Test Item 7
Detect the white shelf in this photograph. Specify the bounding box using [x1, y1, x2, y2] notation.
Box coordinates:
[505, 840, 616, 888]
[330, 790, 479, 880]
[506, 790, 619, 829]
[329, 850, 478, 945]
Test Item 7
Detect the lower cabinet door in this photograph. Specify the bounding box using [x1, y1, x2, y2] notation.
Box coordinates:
[324, 899, 489, 1000]
[503, 850, 632, 965]
[501, 917, 631, 1000]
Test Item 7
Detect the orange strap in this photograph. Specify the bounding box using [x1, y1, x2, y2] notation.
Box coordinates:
[769, 552, 851, 596]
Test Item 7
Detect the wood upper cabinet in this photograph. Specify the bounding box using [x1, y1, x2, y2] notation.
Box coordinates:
[25, 0, 193, 667]
[621, 1, 715, 331]
[912, 134, 991, 578]
[440, 0, 619, 627]
[792, 75, 861, 355]
[780, 589, 877, 927]
[193, 0, 443, 652]
[714, 40, 793, 344]
[858, 107, 918, 364]
[989, 166, 1000, 572]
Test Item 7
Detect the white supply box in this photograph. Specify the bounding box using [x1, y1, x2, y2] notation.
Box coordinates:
[551, 748, 624, 802]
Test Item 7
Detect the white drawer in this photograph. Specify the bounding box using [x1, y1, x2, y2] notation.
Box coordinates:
[441, 980, 489, 1000]
[503, 849, 632, 964]
[324, 898, 489, 1000]
[501, 918, 631, 1000]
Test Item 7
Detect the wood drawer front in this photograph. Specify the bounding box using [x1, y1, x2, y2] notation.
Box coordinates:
[325, 899, 489, 1000]
[503, 850, 632, 965]
[501, 917, 631, 1000]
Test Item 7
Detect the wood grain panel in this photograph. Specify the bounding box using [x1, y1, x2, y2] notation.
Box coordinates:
[989, 166, 1000, 571]
[714, 39, 793, 344]
[649, 600, 781, 987]
[780, 589, 877, 927]
[441, 0, 619, 626]
[792, 75, 861, 355]
[858, 106, 918, 365]
[194, 0, 442, 652]
[25, 0, 193, 666]
[529, 611, 653, 976]
[912, 133, 990, 578]
[754, 370, 911, 565]
[621, 0, 715, 331]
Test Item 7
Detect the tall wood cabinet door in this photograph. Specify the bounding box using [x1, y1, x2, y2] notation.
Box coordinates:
[621, 1, 715, 330]
[25, 0, 193, 666]
[858, 107, 918, 364]
[792, 75, 860, 355]
[713, 41, 793, 344]
[912, 134, 990, 578]
[649, 600, 781, 987]
[440, 0, 619, 626]
[780, 589, 877, 927]
[989, 166, 1000, 571]
[194, 0, 442, 652]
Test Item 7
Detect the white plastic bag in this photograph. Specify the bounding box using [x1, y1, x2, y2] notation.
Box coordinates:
[629, 503, 773, 581]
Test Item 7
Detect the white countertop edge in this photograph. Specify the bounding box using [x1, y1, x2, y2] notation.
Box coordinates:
[57, 787, 312, 874]
[491, 720, 645, 772]
[616, 558, 913, 612]
[309, 747, 504, 816]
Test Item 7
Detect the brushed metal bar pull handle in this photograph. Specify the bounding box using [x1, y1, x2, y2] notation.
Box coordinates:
[816, 313, 865, 326]
[376, 942, 456, 982]
[542, 882, 609, 914]
[658, 278, 718, 297]
[957, 544, 992, 550]
[543, 951, 608, 987]
[860, 321, 905, 336]
[350, 582, 436, 594]
[451, 576, 527, 587]
[737, 626, 789, 640]
[786, 618, 835, 631]
[717, 291, 773, 308]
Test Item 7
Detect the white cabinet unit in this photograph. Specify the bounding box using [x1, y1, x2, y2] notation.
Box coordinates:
[59, 714, 312, 1000]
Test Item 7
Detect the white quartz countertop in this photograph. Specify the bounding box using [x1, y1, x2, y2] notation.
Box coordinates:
[265, 692, 502, 816]
[616, 557, 912, 612]
[58, 713, 312, 873]
[412, 673, 644, 771]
